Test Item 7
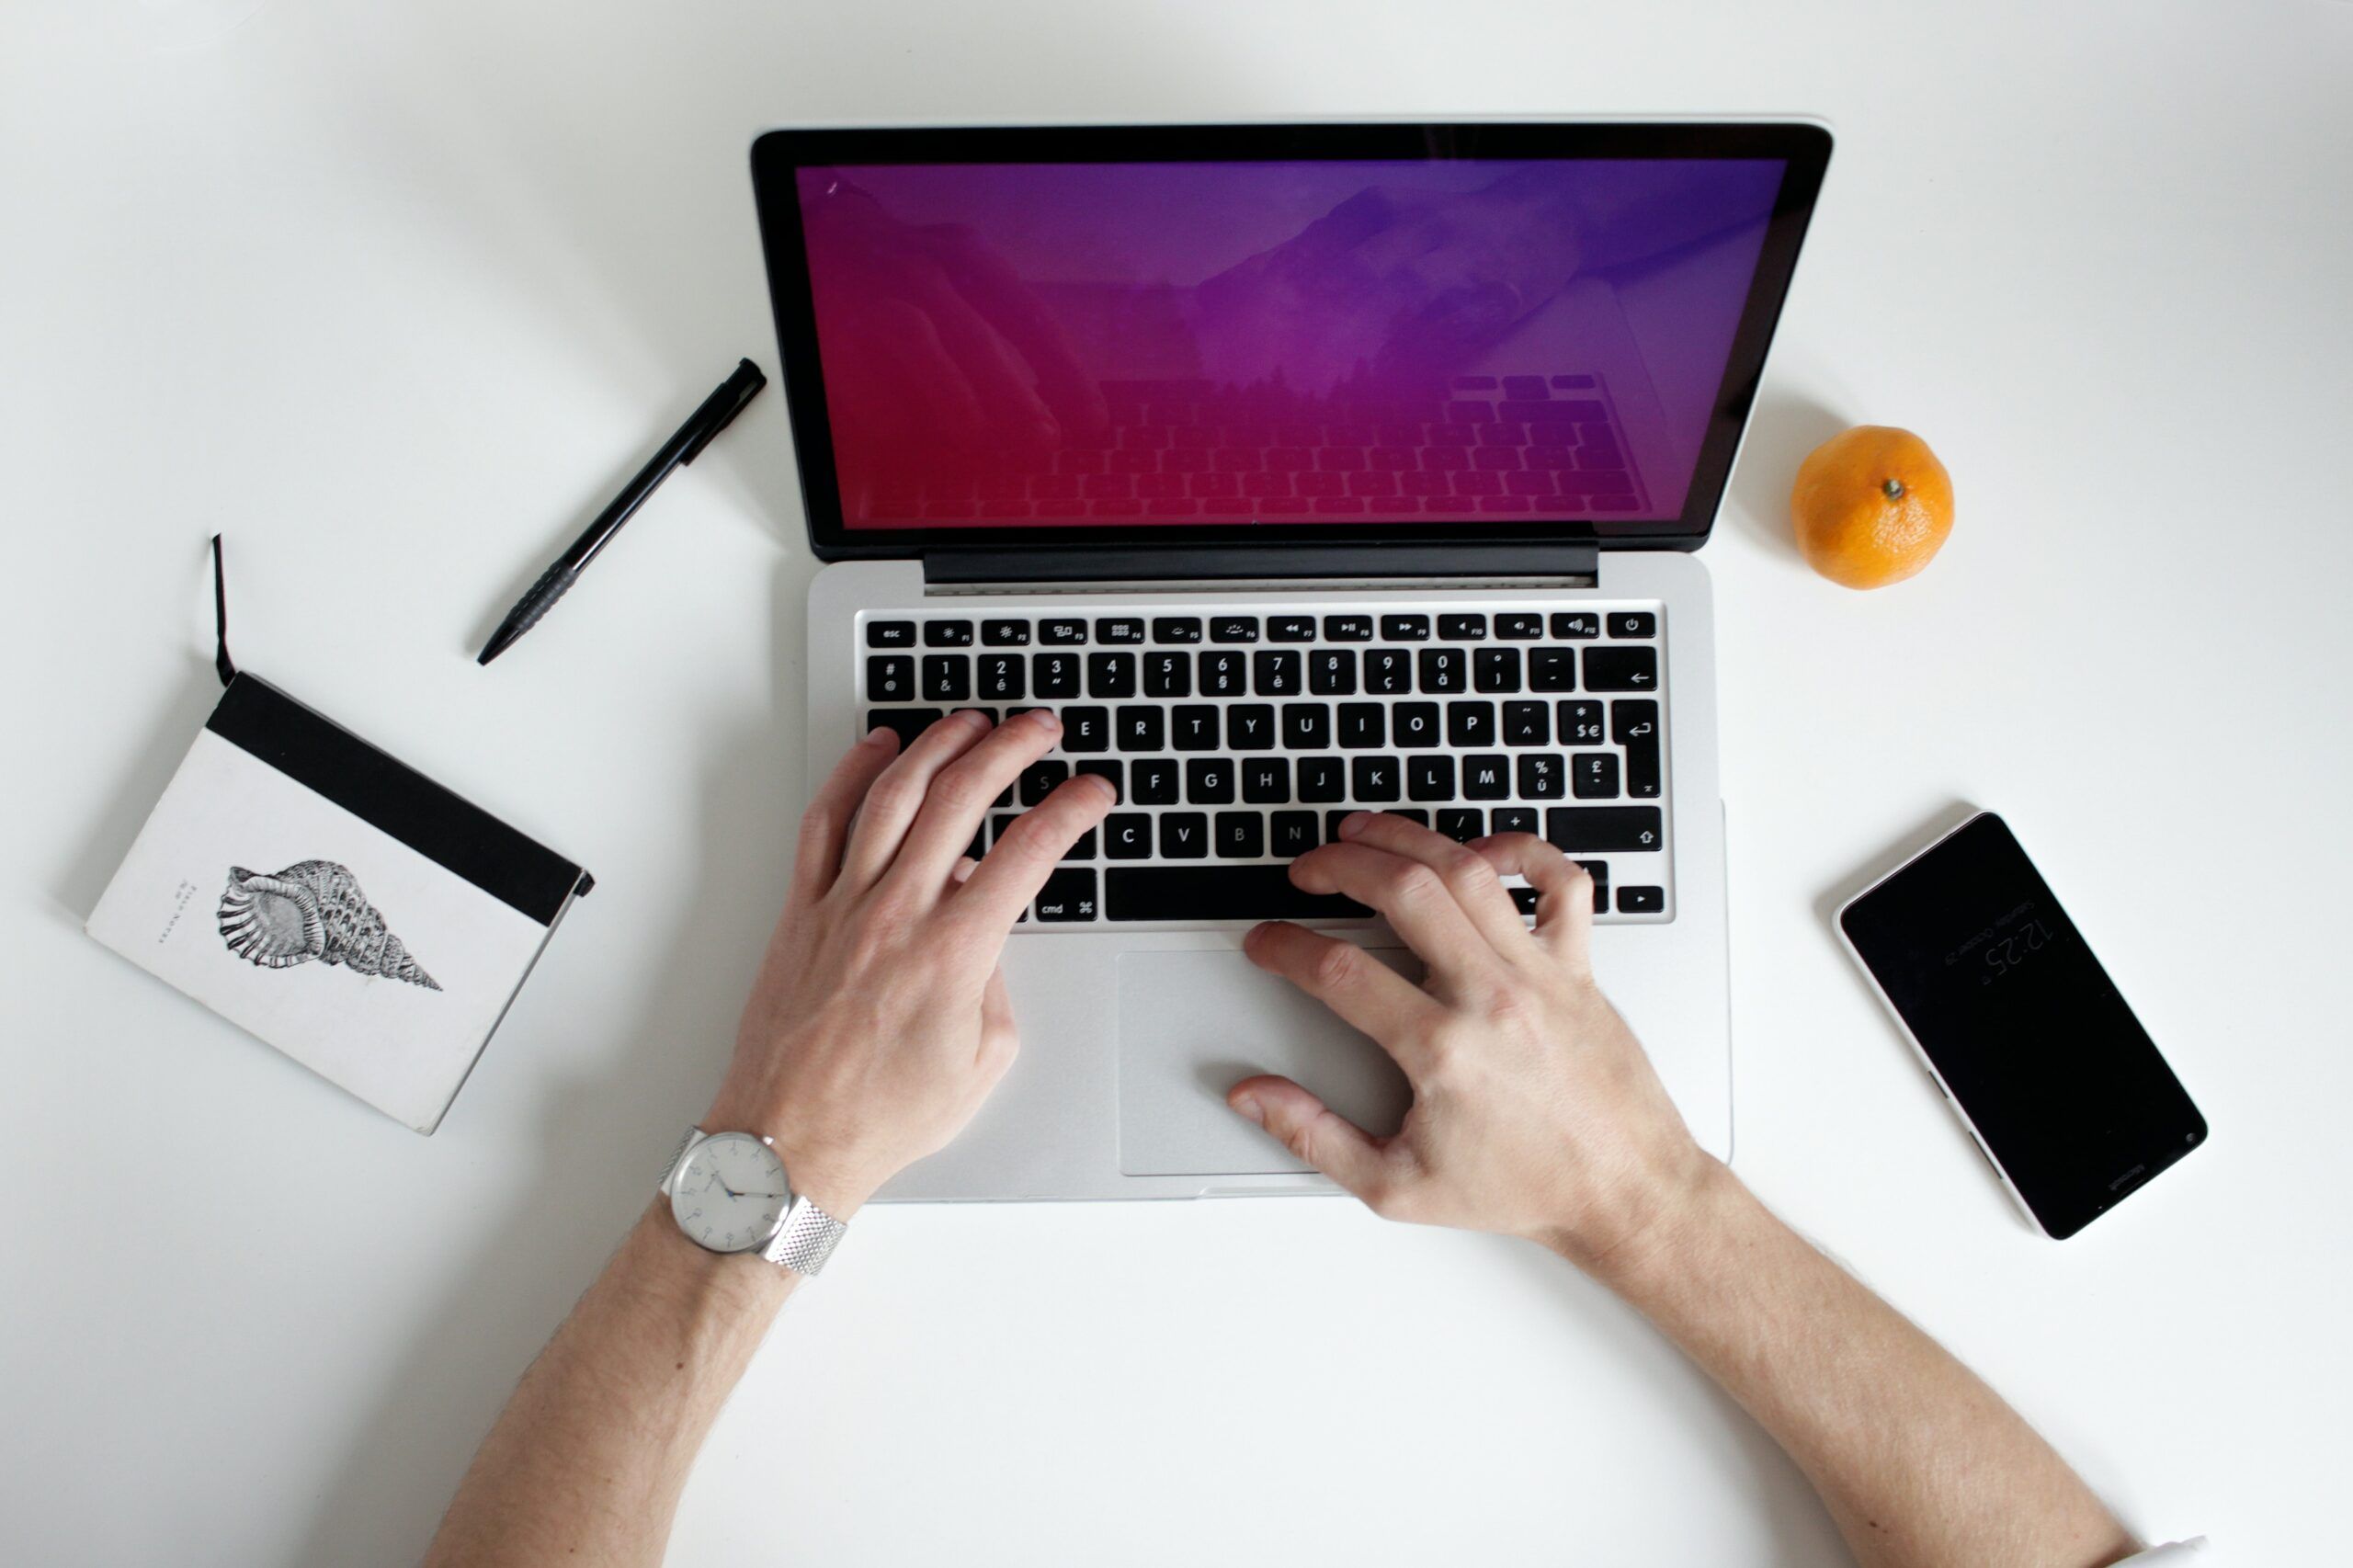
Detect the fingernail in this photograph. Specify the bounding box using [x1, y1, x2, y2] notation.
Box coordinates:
[1338, 811, 1371, 839]
[1232, 1095, 1264, 1126]
[960, 709, 992, 729]
[863, 724, 893, 746]
[1029, 709, 1062, 733]
[1080, 772, 1118, 801]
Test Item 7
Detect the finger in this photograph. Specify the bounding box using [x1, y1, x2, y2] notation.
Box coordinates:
[1228, 1074, 1390, 1202]
[950, 774, 1117, 933]
[886, 708, 1065, 890]
[1470, 833, 1595, 966]
[976, 964, 1017, 1072]
[1286, 838, 1492, 980]
[835, 710, 995, 890]
[788, 725, 902, 903]
[1240, 920, 1440, 1053]
[1325, 810, 1529, 954]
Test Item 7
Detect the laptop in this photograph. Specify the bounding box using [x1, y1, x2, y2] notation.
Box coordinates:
[751, 121, 1831, 1199]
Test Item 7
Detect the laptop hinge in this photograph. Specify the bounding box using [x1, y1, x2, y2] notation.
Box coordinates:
[922, 544, 1599, 593]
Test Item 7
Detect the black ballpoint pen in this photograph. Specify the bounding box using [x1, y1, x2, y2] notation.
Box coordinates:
[477, 358, 767, 665]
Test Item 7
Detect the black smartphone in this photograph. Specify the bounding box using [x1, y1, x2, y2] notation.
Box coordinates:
[1838, 812, 2205, 1238]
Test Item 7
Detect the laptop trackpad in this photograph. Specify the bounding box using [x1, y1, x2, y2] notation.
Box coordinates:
[1116, 949, 1416, 1177]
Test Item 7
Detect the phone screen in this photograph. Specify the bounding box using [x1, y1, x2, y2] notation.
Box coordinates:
[1840, 813, 2204, 1237]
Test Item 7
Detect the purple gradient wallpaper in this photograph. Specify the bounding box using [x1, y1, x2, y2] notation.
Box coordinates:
[793, 158, 1785, 528]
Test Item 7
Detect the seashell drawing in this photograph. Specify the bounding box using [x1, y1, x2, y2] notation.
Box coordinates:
[218, 860, 440, 991]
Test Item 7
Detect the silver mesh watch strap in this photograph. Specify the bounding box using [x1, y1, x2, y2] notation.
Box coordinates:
[760, 1195, 847, 1277]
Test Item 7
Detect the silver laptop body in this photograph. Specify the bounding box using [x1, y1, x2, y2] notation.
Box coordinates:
[758, 120, 1831, 1199]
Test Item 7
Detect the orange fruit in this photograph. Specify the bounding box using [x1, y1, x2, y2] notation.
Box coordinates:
[1790, 426, 1954, 588]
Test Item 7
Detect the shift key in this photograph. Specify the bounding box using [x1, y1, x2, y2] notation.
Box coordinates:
[1546, 806, 1664, 852]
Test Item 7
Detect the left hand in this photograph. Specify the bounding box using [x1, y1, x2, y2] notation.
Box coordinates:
[702, 710, 1114, 1214]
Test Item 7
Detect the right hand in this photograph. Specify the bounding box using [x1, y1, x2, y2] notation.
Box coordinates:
[1228, 812, 1714, 1271]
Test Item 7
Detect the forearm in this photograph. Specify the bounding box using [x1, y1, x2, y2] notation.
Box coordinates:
[423, 1203, 794, 1568]
[1582, 1164, 2137, 1568]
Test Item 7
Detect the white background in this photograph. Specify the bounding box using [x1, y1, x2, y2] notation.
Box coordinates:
[3, 1, 2347, 1563]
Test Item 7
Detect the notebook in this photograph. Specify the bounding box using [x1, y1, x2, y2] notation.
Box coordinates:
[86, 667, 592, 1135]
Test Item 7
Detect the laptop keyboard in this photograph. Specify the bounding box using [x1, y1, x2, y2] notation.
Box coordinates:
[860, 605, 1670, 927]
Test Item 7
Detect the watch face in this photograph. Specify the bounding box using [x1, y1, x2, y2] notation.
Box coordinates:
[669, 1133, 791, 1254]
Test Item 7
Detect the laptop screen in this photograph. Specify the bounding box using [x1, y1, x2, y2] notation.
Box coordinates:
[756, 126, 1829, 551]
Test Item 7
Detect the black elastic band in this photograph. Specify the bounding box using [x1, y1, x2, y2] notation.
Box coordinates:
[210, 533, 237, 687]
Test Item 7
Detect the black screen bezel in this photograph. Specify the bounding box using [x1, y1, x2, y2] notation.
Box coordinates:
[748, 120, 1832, 562]
[1840, 812, 2207, 1239]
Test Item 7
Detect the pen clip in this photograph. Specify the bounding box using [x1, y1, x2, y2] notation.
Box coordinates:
[210, 533, 238, 687]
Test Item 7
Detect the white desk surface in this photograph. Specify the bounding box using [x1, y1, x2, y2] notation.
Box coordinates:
[5, 1, 2347, 1562]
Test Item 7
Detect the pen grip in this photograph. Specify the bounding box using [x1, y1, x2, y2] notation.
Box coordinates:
[508, 562, 578, 639]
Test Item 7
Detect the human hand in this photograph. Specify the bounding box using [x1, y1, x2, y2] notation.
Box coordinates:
[702, 710, 1115, 1216]
[1227, 812, 1712, 1271]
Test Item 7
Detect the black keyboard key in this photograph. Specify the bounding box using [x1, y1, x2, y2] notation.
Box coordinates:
[1517, 753, 1565, 800]
[1131, 758, 1180, 805]
[1199, 650, 1247, 697]
[1297, 756, 1347, 802]
[1171, 705, 1222, 750]
[1446, 701, 1495, 748]
[922, 655, 971, 702]
[1105, 812, 1153, 858]
[1106, 866, 1371, 922]
[1417, 647, 1467, 694]
[967, 822, 987, 862]
[1063, 824, 1098, 861]
[1040, 618, 1089, 645]
[1393, 810, 1429, 828]
[1253, 650, 1301, 696]
[1473, 647, 1522, 693]
[991, 811, 1019, 847]
[1613, 699, 1662, 798]
[867, 655, 915, 701]
[1574, 753, 1621, 798]
[1325, 810, 1358, 844]
[1036, 868, 1097, 922]
[1495, 612, 1543, 641]
[1392, 701, 1441, 749]
[1242, 757, 1290, 803]
[1033, 652, 1082, 699]
[1087, 652, 1138, 699]
[1502, 700, 1549, 745]
[1608, 611, 1657, 639]
[1337, 703, 1386, 748]
[1158, 812, 1209, 858]
[1438, 614, 1487, 641]
[1323, 614, 1375, 642]
[1143, 650, 1191, 698]
[1270, 811, 1320, 857]
[1281, 703, 1332, 749]
[1407, 755, 1456, 801]
[867, 619, 915, 648]
[1546, 806, 1664, 852]
[1511, 862, 1606, 915]
[1529, 647, 1578, 691]
[1437, 808, 1484, 843]
[1116, 706, 1165, 752]
[867, 708, 942, 748]
[976, 653, 1025, 701]
[1381, 613, 1431, 642]
[983, 619, 1031, 646]
[1351, 756, 1401, 801]
[1619, 885, 1666, 914]
[923, 620, 975, 647]
[1074, 760, 1121, 800]
[1096, 617, 1146, 644]
[1226, 704, 1277, 750]
[1186, 758, 1235, 803]
[1153, 616, 1204, 644]
[1461, 755, 1511, 800]
[1020, 760, 1069, 804]
[1211, 617, 1259, 644]
[1268, 615, 1318, 642]
[1561, 700, 1606, 744]
[1215, 812, 1265, 858]
[1365, 648, 1413, 694]
[1492, 806, 1538, 835]
[1062, 706, 1109, 753]
[1309, 648, 1358, 695]
[1549, 611, 1599, 640]
[1583, 646, 1658, 691]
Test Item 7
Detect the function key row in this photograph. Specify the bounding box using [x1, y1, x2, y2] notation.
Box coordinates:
[866, 610, 1658, 650]
[870, 646, 1655, 702]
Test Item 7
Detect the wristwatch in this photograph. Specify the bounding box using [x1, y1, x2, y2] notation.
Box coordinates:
[657, 1126, 847, 1277]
